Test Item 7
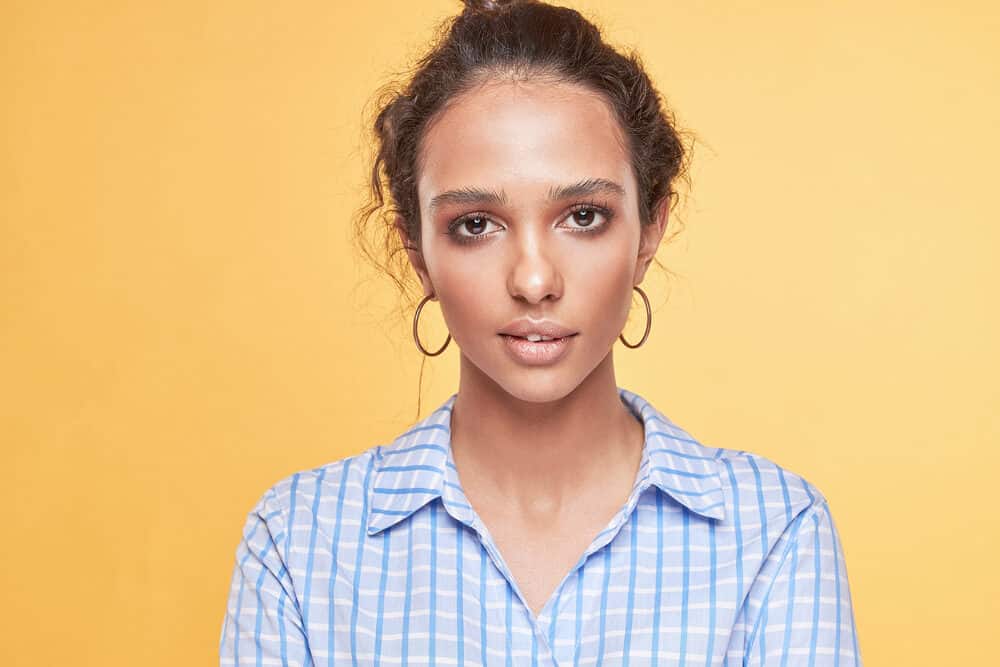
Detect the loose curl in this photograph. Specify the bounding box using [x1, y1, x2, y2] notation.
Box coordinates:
[352, 0, 694, 325]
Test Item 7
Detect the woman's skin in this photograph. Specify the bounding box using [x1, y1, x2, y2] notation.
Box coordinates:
[398, 76, 670, 613]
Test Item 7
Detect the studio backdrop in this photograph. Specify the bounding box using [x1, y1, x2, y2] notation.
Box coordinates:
[2, 0, 997, 664]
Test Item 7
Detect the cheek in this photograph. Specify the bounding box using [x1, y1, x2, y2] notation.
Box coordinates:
[594, 266, 636, 328]
[432, 262, 498, 341]
[570, 241, 635, 292]
[580, 249, 638, 336]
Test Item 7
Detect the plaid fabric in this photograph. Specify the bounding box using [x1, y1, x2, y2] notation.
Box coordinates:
[220, 386, 862, 665]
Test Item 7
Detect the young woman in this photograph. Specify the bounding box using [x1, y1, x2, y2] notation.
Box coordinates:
[220, 1, 862, 664]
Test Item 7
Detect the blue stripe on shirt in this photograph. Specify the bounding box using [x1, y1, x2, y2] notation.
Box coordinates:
[220, 386, 862, 665]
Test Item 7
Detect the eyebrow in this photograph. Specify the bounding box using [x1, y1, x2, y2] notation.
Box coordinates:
[427, 177, 625, 213]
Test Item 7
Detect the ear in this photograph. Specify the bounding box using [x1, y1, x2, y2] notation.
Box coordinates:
[633, 200, 669, 285]
[395, 215, 435, 298]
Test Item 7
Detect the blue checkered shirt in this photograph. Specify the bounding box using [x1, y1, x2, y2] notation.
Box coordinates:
[220, 387, 862, 665]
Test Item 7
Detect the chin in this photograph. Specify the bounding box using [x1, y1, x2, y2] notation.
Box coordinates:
[459, 336, 605, 404]
[495, 375, 579, 404]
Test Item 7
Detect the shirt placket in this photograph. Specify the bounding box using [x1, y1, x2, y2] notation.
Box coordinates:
[440, 439, 654, 666]
[441, 457, 564, 665]
[539, 460, 655, 666]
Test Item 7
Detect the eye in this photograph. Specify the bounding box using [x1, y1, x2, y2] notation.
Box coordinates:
[447, 214, 501, 244]
[561, 204, 613, 233]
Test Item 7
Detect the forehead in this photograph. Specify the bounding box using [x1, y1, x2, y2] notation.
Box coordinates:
[416, 79, 632, 206]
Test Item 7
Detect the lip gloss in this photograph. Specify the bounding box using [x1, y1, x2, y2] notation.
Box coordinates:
[500, 334, 576, 365]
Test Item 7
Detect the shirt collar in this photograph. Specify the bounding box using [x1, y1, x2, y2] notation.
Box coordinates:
[366, 386, 726, 536]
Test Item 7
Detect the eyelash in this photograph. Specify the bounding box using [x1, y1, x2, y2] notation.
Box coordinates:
[445, 200, 615, 246]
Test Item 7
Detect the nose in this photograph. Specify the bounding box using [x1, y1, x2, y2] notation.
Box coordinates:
[506, 225, 563, 304]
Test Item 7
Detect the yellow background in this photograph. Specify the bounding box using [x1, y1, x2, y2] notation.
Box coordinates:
[3, 1, 997, 664]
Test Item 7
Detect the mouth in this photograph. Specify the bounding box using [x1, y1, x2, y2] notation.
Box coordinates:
[498, 333, 578, 342]
[498, 333, 578, 365]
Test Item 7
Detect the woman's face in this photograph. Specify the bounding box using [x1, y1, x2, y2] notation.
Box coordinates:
[404, 78, 667, 403]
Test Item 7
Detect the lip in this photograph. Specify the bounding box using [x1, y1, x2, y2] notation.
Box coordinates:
[499, 332, 577, 366]
[498, 317, 577, 339]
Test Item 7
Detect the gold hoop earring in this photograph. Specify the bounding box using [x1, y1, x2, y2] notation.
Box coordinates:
[412, 294, 451, 356]
[619, 285, 651, 349]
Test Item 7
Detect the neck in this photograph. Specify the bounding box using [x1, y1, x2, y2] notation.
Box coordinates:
[449, 352, 645, 519]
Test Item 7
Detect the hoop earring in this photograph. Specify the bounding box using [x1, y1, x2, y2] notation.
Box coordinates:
[412, 294, 451, 356]
[619, 285, 651, 349]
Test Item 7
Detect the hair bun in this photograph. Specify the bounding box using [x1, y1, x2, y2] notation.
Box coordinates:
[461, 0, 518, 13]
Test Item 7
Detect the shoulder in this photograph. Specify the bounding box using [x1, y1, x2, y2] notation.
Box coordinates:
[711, 446, 829, 536]
[245, 444, 385, 529]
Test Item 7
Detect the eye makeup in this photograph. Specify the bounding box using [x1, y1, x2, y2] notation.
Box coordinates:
[445, 199, 616, 246]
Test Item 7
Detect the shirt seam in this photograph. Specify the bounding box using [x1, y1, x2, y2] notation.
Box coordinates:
[260, 485, 308, 624]
[743, 497, 830, 660]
